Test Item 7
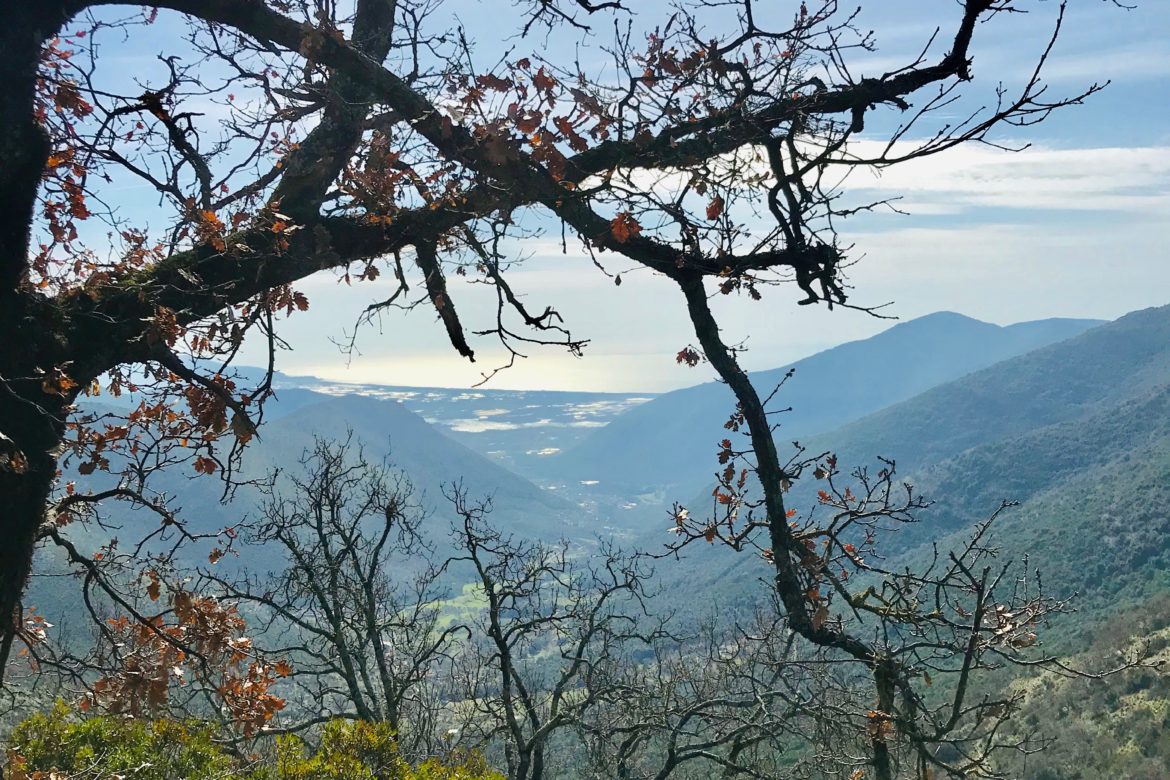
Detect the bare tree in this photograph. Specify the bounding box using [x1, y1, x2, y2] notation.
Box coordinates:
[442, 489, 852, 780]
[663, 443, 1153, 779]
[200, 435, 466, 757]
[579, 602, 849, 780]
[443, 489, 668, 780]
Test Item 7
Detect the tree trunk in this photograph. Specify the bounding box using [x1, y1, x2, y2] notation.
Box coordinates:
[0, 382, 67, 680]
[0, 4, 66, 287]
[0, 3, 69, 682]
[872, 659, 897, 780]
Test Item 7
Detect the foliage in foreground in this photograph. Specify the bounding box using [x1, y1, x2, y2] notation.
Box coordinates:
[4, 705, 503, 780]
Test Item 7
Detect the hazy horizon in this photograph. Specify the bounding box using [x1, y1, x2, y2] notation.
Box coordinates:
[267, 306, 1126, 395]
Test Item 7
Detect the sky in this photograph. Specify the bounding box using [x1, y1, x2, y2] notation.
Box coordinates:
[84, 1, 1170, 393]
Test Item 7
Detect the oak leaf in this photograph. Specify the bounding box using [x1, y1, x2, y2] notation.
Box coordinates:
[706, 195, 725, 220]
[611, 212, 642, 243]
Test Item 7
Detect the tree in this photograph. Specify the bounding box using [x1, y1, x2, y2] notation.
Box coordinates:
[190, 448, 824, 780]
[667, 458, 1101, 778]
[578, 601, 844, 780]
[200, 435, 466, 757]
[0, 0, 1113, 769]
[444, 490, 659, 780]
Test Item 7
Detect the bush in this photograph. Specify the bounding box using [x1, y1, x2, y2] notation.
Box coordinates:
[6, 702, 234, 780]
[271, 720, 504, 780]
[272, 720, 404, 780]
[4, 706, 504, 780]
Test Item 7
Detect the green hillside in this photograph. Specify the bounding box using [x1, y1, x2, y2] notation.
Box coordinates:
[657, 306, 1170, 627]
[898, 387, 1170, 646]
[542, 313, 1102, 493]
[994, 596, 1170, 780]
[802, 305, 1170, 482]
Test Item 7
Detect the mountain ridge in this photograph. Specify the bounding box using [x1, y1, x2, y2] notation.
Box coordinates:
[654, 304, 1170, 623]
[539, 312, 1105, 495]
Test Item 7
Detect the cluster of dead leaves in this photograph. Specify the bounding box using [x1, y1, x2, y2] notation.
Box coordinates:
[82, 580, 290, 736]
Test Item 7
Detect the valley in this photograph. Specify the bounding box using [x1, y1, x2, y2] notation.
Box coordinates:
[21, 305, 1170, 777]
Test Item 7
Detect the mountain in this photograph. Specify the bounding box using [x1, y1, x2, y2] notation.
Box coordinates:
[796, 304, 1170, 489]
[540, 313, 1103, 495]
[656, 305, 1170, 627]
[254, 394, 579, 538]
[43, 392, 582, 570]
[28, 390, 589, 640]
[34, 372, 660, 625]
[886, 382, 1170, 643]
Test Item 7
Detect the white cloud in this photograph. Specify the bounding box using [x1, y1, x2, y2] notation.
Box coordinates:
[583, 138, 1170, 226]
[840, 217, 1170, 326]
[842, 142, 1170, 216]
[448, 419, 519, 433]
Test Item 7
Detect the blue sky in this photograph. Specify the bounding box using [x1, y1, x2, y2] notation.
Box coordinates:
[82, 1, 1170, 392]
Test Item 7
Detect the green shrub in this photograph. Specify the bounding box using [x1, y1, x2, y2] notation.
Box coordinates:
[270, 721, 504, 780]
[6, 701, 234, 780]
[4, 706, 503, 780]
[271, 720, 405, 780]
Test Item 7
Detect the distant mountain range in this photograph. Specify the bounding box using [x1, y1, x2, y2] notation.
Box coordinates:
[797, 304, 1170, 485]
[49, 310, 1120, 558]
[536, 312, 1103, 496]
[653, 305, 1170, 638]
[25, 303, 1170, 780]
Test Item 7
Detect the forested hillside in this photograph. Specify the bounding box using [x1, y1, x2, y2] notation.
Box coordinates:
[654, 305, 1170, 632]
[995, 596, 1170, 780]
[543, 313, 1101, 494]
